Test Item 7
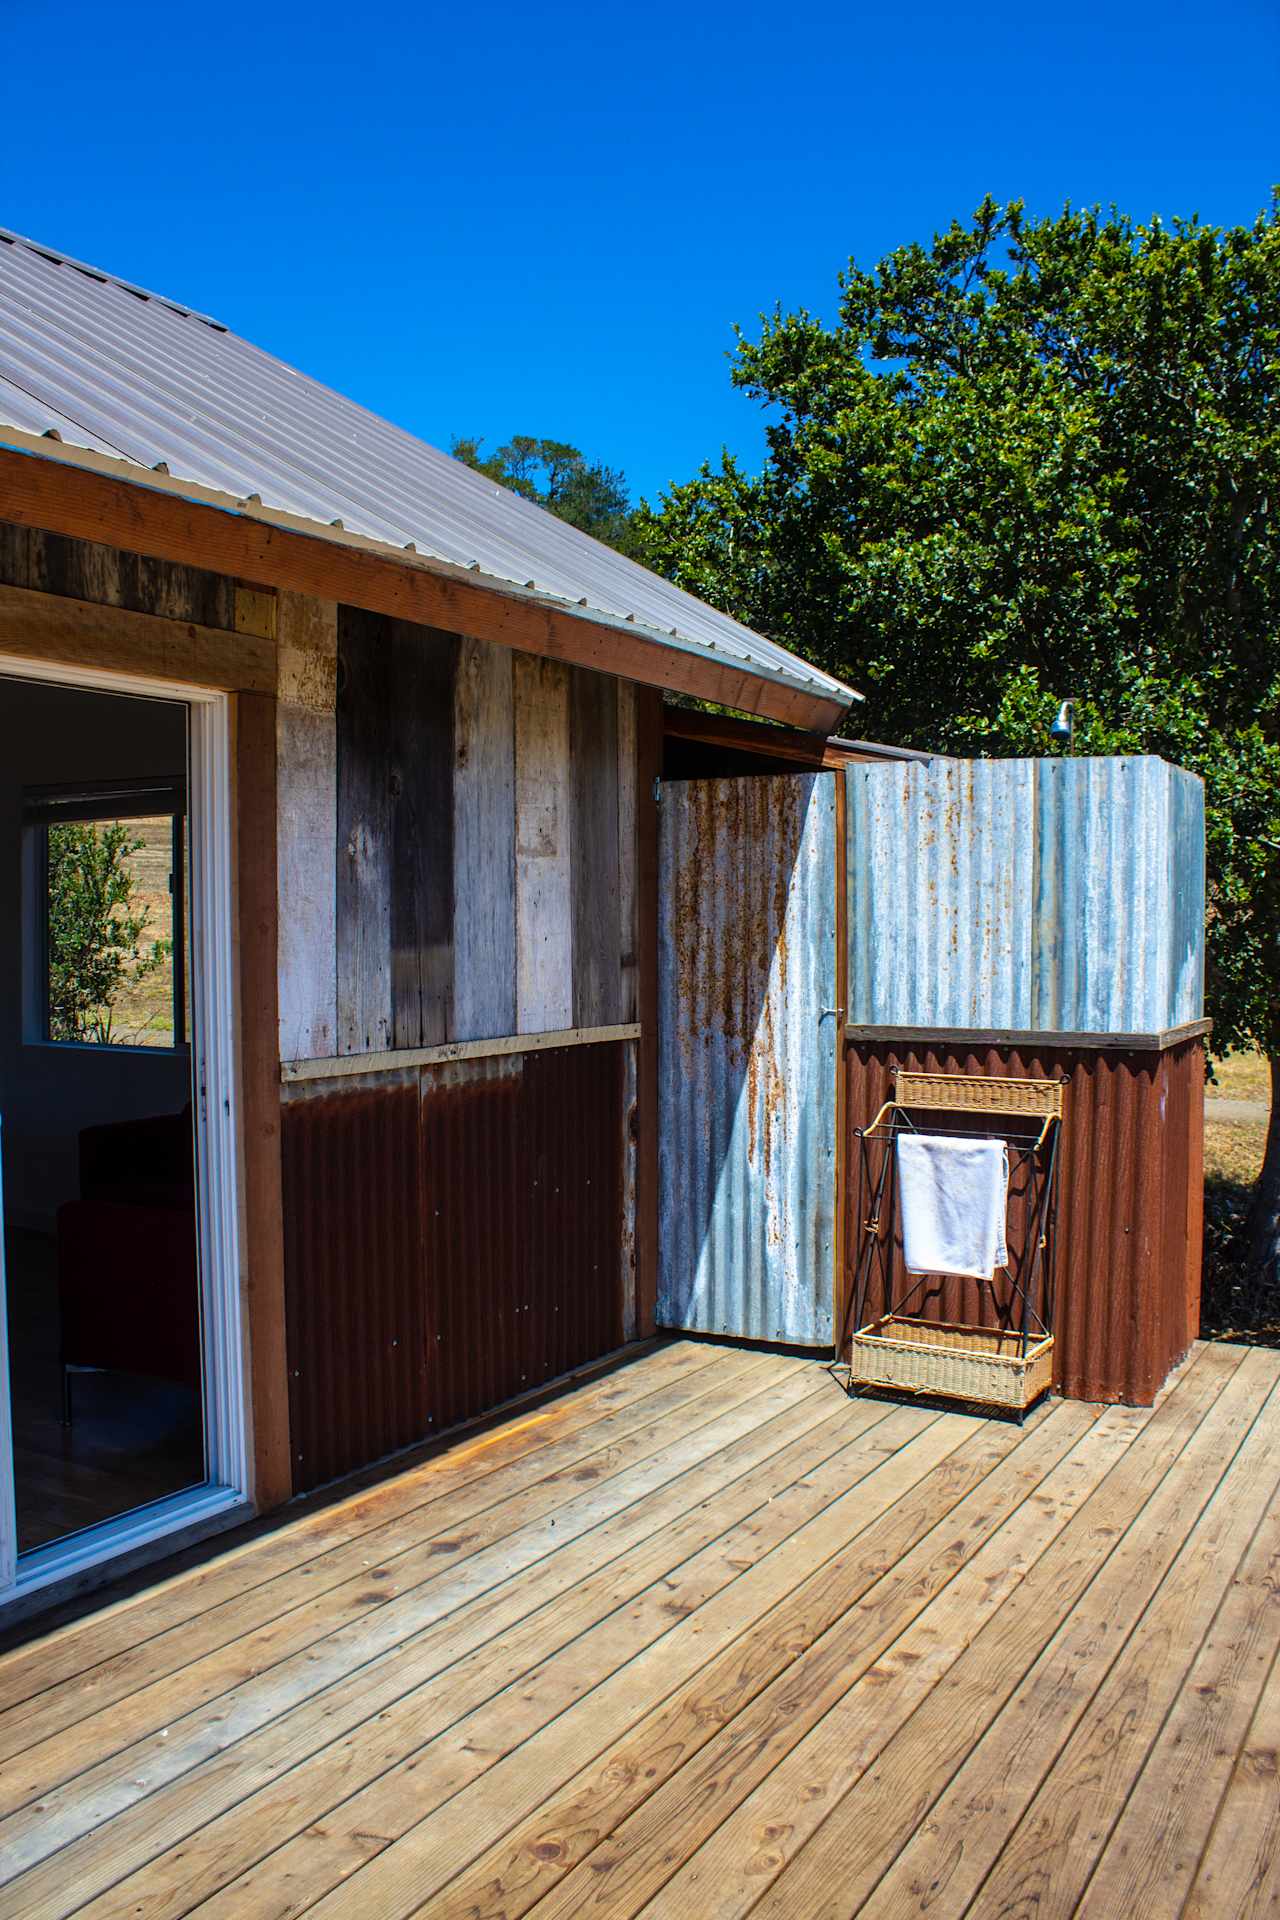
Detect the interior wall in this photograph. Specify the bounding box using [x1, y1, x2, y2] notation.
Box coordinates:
[0, 675, 190, 1231]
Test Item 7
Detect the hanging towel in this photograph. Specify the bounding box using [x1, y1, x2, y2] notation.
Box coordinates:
[896, 1134, 1009, 1279]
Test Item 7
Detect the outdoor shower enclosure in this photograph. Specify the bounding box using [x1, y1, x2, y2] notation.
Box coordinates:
[658, 754, 1207, 1405]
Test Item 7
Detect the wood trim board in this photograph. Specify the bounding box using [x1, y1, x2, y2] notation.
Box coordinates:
[0, 442, 848, 730]
[232, 692, 292, 1509]
[281, 1022, 642, 1085]
[0, 581, 274, 692]
[844, 1019, 1212, 1053]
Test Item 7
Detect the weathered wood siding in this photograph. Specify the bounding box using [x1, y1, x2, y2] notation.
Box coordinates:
[276, 591, 337, 1062]
[0, 521, 237, 628]
[0, 525, 655, 1510]
[315, 606, 638, 1064]
[0, 531, 646, 1070]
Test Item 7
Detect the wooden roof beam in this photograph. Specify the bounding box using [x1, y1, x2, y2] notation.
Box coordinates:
[0, 442, 851, 732]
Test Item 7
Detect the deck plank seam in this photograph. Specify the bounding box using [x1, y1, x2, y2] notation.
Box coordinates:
[0, 1350, 808, 1777]
[0, 1368, 872, 1895]
[763, 1343, 1261, 1920]
[0, 1341, 733, 1709]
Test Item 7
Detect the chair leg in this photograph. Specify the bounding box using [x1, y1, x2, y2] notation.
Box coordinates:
[62, 1364, 72, 1428]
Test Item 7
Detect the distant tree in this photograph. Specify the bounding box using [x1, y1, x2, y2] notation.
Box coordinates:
[47, 822, 170, 1044]
[637, 196, 1280, 1289]
[451, 434, 638, 553]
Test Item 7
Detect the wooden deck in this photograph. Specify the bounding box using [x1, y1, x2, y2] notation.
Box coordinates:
[0, 1337, 1278, 1918]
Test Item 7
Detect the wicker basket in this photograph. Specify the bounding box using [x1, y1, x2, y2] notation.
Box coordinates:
[892, 1071, 1063, 1120]
[849, 1317, 1054, 1411]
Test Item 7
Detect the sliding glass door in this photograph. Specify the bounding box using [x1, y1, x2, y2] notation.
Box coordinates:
[0, 662, 247, 1607]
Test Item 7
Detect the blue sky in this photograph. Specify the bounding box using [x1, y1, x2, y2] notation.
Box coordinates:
[4, 0, 1276, 503]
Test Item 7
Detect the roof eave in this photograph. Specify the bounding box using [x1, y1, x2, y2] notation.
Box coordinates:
[0, 432, 859, 732]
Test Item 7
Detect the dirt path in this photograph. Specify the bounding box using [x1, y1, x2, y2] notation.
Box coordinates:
[1206, 1097, 1271, 1124]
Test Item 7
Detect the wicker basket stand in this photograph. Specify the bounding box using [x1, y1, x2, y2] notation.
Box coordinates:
[843, 1071, 1063, 1415]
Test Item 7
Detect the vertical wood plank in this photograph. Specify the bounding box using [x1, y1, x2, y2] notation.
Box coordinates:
[0, 518, 32, 589]
[514, 655, 573, 1032]
[617, 681, 638, 1024]
[389, 621, 457, 1049]
[276, 591, 338, 1061]
[634, 686, 663, 1337]
[233, 692, 292, 1509]
[453, 636, 516, 1041]
[621, 1038, 638, 1341]
[336, 607, 393, 1053]
[29, 530, 124, 606]
[570, 667, 621, 1029]
[21, 528, 238, 629]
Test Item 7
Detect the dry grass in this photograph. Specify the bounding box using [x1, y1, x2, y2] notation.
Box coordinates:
[1205, 1118, 1268, 1187]
[1199, 1043, 1275, 1344]
[1206, 1046, 1271, 1103]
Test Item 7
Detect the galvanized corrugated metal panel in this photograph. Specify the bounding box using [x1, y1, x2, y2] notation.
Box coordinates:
[1033, 756, 1205, 1030]
[847, 759, 1035, 1029]
[1167, 762, 1207, 1026]
[847, 756, 1205, 1035]
[0, 228, 855, 715]
[658, 774, 838, 1345]
[281, 1041, 627, 1493]
[844, 1034, 1205, 1404]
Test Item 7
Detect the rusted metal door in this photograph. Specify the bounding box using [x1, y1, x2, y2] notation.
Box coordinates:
[658, 774, 841, 1345]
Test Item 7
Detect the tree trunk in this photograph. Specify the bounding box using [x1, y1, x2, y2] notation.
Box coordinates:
[1244, 1056, 1280, 1293]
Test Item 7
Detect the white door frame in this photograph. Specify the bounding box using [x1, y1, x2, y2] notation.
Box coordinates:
[0, 653, 250, 1604]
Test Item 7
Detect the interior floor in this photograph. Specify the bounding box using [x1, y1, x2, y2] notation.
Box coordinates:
[5, 1230, 204, 1554]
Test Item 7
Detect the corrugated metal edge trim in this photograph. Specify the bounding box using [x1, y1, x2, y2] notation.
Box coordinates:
[844, 1019, 1212, 1052]
[282, 1021, 641, 1084]
[0, 429, 861, 709]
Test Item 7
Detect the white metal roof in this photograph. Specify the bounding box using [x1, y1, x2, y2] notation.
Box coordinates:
[0, 228, 858, 715]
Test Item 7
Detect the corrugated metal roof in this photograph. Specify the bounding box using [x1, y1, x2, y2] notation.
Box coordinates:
[0, 227, 857, 715]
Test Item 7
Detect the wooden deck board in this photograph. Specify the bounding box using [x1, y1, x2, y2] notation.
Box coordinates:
[0, 1338, 1277, 1920]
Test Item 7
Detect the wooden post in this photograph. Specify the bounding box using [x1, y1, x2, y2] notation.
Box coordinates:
[634, 687, 663, 1338]
[833, 769, 850, 1356]
[233, 692, 292, 1509]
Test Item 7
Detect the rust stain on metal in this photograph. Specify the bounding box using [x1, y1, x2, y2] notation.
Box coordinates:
[281, 1041, 627, 1492]
[843, 1033, 1205, 1404]
[659, 772, 838, 1344]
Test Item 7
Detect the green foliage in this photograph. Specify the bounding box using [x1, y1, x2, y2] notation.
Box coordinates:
[451, 434, 638, 553]
[637, 196, 1280, 1073]
[46, 822, 170, 1045]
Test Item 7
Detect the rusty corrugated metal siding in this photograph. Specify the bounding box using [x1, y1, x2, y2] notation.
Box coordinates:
[422, 1048, 625, 1433]
[847, 757, 1205, 1034]
[844, 1034, 1205, 1404]
[281, 1071, 429, 1491]
[658, 775, 839, 1345]
[281, 1042, 627, 1493]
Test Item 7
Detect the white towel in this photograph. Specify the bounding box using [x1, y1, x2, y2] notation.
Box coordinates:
[896, 1134, 1009, 1279]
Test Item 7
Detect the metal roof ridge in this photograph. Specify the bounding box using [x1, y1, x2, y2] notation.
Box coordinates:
[0, 227, 228, 331]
